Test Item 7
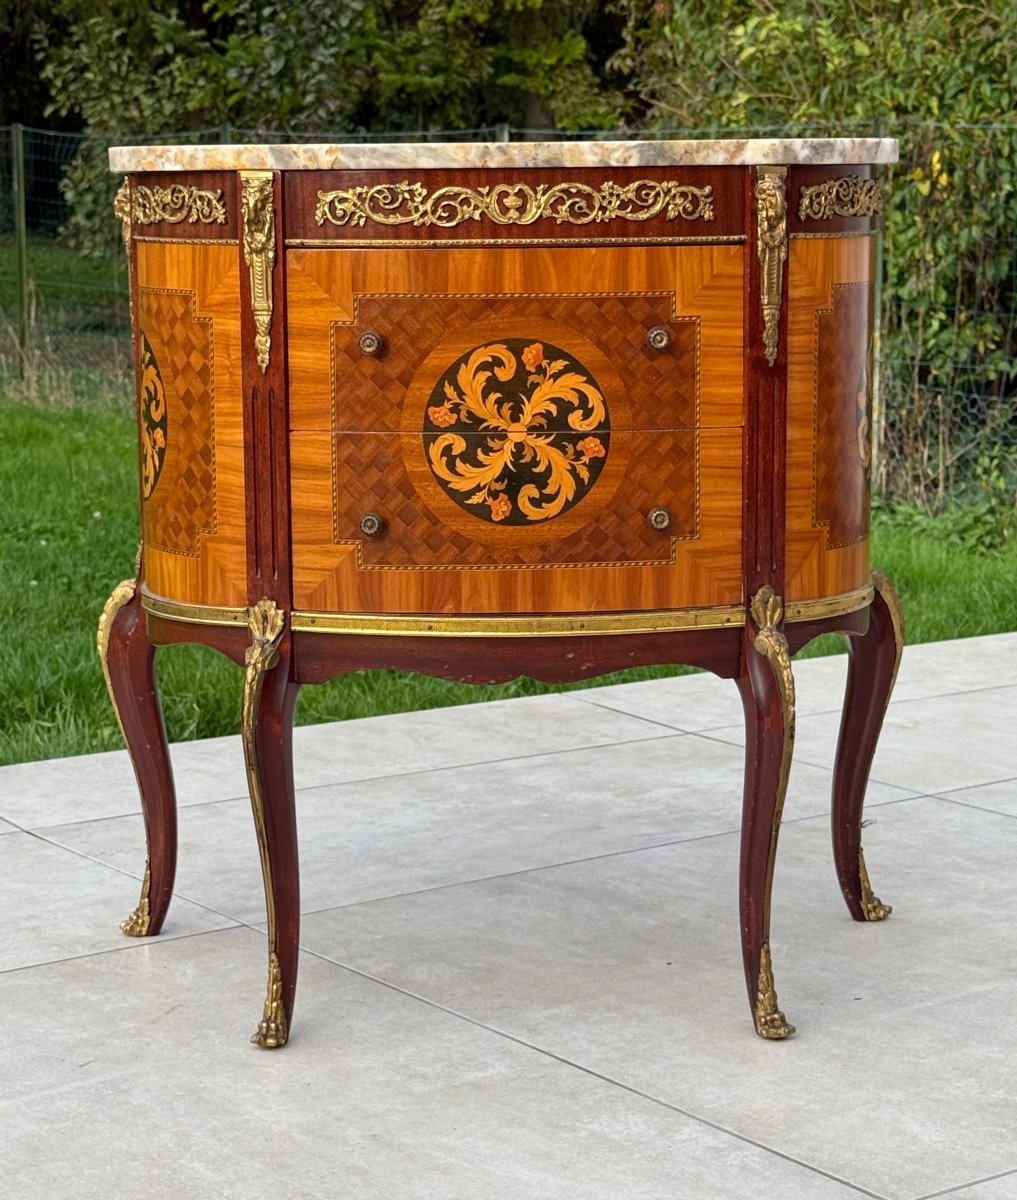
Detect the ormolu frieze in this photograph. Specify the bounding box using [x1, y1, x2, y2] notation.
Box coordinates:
[314, 179, 715, 229]
[798, 176, 882, 220]
[424, 339, 610, 524]
[130, 184, 227, 225]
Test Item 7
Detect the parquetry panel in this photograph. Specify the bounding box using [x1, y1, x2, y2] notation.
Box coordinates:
[139, 288, 216, 556]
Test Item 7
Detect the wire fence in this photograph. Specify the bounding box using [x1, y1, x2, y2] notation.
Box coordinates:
[2, 121, 1015, 510]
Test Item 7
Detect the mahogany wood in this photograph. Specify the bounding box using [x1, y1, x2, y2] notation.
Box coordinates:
[249, 640, 302, 1041]
[831, 584, 901, 920]
[735, 625, 792, 1034]
[105, 589, 178, 935]
[293, 626, 743, 686]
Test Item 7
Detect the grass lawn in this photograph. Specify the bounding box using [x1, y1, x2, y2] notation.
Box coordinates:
[2, 398, 1015, 766]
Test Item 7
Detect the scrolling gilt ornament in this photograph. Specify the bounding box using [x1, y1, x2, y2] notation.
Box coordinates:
[127, 184, 227, 226]
[756, 167, 788, 368]
[315, 179, 714, 229]
[799, 176, 883, 221]
[424, 339, 610, 525]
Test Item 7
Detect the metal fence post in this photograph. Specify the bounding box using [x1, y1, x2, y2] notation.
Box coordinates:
[11, 122, 30, 376]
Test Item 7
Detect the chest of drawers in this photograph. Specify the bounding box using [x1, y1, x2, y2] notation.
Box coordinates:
[101, 137, 901, 1047]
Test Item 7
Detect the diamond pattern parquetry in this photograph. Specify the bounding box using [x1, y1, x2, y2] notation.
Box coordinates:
[333, 429, 697, 568]
[332, 294, 698, 434]
[814, 283, 871, 548]
[139, 289, 216, 556]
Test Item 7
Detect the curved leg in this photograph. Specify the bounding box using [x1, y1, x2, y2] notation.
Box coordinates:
[832, 570, 904, 922]
[243, 600, 301, 1049]
[735, 587, 796, 1040]
[97, 571, 177, 938]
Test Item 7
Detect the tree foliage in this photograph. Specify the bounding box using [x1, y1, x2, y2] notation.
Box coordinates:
[22, 0, 1017, 508]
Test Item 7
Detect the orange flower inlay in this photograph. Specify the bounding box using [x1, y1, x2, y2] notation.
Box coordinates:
[424, 338, 610, 525]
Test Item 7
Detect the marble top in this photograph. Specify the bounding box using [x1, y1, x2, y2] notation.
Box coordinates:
[109, 138, 898, 173]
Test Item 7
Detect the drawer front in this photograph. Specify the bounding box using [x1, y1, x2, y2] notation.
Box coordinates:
[287, 244, 745, 615]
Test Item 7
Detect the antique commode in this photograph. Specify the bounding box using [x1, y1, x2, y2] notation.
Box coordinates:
[102, 137, 901, 1047]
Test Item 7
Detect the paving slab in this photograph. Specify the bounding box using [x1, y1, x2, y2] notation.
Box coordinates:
[0, 831, 235, 973]
[0, 927, 873, 1200]
[45, 733, 911, 925]
[296, 796, 1017, 1200]
[0, 691, 666, 830]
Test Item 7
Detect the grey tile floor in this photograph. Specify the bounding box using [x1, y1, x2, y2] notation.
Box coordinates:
[1, 632, 1015, 1199]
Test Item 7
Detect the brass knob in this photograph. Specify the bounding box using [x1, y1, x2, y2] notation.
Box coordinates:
[647, 507, 671, 531]
[359, 330, 384, 356]
[645, 326, 671, 352]
[360, 512, 385, 537]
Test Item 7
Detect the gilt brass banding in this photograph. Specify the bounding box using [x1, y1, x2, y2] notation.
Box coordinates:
[286, 235, 747, 249]
[292, 607, 746, 637]
[783, 583, 874, 623]
[142, 586, 875, 637]
[141, 590, 249, 627]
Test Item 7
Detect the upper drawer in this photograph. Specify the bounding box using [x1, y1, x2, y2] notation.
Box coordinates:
[286, 243, 745, 434]
[284, 166, 745, 246]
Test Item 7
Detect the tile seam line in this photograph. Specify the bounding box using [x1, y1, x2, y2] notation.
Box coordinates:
[14, 830, 247, 926]
[924, 793, 1017, 821]
[26, 793, 929, 929]
[0, 923, 239, 977]
[912, 1165, 1017, 1200]
[4, 728, 692, 832]
[285, 793, 930, 917]
[295, 943, 889, 1200]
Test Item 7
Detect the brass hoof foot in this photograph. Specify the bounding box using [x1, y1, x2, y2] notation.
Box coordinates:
[859, 853, 892, 921]
[251, 1018, 288, 1049]
[754, 943, 796, 1039]
[861, 895, 892, 922]
[251, 950, 288, 1048]
[755, 1010, 796, 1040]
[120, 901, 151, 937]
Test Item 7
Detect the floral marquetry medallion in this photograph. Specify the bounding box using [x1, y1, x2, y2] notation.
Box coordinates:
[423, 339, 610, 525]
[139, 332, 168, 499]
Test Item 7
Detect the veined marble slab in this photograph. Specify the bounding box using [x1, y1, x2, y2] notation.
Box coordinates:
[109, 137, 898, 174]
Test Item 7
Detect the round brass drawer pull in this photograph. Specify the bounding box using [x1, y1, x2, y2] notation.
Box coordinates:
[359, 330, 384, 356]
[645, 325, 671, 352]
[360, 512, 385, 537]
[647, 507, 671, 531]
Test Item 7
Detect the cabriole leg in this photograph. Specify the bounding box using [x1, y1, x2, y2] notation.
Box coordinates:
[242, 600, 301, 1049]
[832, 570, 904, 922]
[736, 586, 796, 1040]
[97, 570, 177, 938]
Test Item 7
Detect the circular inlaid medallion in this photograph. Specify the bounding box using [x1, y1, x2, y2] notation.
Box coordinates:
[139, 332, 168, 499]
[423, 339, 610, 525]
